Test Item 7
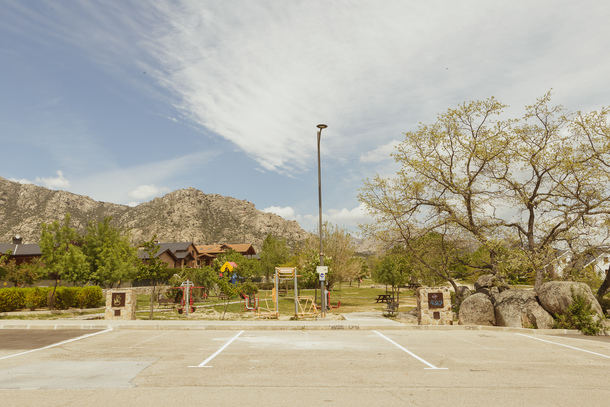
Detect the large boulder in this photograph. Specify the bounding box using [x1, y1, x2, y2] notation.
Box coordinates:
[537, 281, 604, 317]
[459, 293, 495, 326]
[455, 285, 472, 300]
[475, 274, 510, 299]
[493, 289, 554, 329]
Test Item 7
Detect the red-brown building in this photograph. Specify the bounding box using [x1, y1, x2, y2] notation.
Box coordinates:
[0, 236, 42, 266]
[195, 243, 257, 266]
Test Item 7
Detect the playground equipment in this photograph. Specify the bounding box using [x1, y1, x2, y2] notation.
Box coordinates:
[327, 291, 341, 309]
[243, 294, 258, 311]
[251, 267, 322, 318]
[175, 280, 207, 316]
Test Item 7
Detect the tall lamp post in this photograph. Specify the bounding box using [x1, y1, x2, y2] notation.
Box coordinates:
[316, 124, 327, 317]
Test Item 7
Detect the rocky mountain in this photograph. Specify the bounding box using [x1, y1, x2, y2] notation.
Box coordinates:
[0, 177, 309, 250]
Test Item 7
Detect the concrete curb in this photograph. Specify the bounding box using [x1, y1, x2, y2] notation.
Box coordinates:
[0, 319, 598, 335]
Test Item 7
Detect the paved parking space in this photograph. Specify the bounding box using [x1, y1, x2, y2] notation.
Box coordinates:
[0, 328, 608, 406]
[0, 330, 101, 352]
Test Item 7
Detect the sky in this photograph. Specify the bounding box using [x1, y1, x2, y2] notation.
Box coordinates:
[1, 1, 609, 234]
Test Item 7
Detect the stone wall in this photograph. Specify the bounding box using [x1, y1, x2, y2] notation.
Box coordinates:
[105, 289, 136, 320]
[417, 287, 453, 325]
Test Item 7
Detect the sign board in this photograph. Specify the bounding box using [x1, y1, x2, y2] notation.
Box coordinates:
[318, 273, 326, 281]
[427, 292, 444, 309]
[316, 266, 328, 274]
[112, 292, 126, 308]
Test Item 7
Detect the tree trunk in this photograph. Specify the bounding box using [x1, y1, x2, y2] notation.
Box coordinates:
[222, 298, 230, 320]
[596, 266, 610, 305]
[49, 278, 59, 310]
[534, 268, 544, 294]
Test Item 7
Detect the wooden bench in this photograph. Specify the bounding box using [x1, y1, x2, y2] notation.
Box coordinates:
[375, 294, 394, 303]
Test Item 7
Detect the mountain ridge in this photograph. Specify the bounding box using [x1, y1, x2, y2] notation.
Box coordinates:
[0, 177, 309, 250]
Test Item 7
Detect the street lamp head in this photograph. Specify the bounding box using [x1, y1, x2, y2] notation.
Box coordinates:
[317, 124, 327, 130]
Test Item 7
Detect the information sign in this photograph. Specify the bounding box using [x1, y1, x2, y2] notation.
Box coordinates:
[427, 292, 444, 309]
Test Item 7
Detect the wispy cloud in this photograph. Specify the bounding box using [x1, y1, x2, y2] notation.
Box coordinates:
[360, 140, 401, 163]
[36, 170, 70, 189]
[265, 203, 370, 234]
[10, 170, 70, 190]
[263, 206, 297, 220]
[69, 150, 218, 204]
[128, 184, 170, 201]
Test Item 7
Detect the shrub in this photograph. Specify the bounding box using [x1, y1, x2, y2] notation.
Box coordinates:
[257, 282, 275, 290]
[238, 282, 258, 297]
[52, 287, 80, 310]
[554, 293, 604, 336]
[0, 288, 26, 312]
[25, 287, 50, 310]
[77, 286, 104, 308]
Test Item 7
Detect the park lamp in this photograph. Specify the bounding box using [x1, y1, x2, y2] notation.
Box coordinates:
[316, 123, 327, 316]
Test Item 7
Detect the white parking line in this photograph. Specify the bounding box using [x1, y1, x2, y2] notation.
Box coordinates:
[189, 330, 244, 368]
[373, 330, 448, 370]
[516, 334, 610, 360]
[0, 328, 113, 361]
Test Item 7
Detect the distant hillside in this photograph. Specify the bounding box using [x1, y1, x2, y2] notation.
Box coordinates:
[0, 177, 309, 250]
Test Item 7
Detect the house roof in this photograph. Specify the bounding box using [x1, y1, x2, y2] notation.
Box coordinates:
[225, 243, 256, 254]
[0, 243, 42, 256]
[196, 244, 224, 254]
[195, 243, 256, 255]
[137, 248, 178, 261]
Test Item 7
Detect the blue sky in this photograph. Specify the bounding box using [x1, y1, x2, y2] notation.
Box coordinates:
[1, 1, 609, 233]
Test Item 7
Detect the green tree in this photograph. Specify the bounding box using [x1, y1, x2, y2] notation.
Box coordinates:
[215, 250, 261, 280]
[82, 217, 138, 287]
[373, 249, 412, 304]
[40, 214, 89, 308]
[360, 93, 610, 290]
[259, 234, 290, 281]
[0, 250, 11, 282]
[3, 259, 41, 287]
[135, 237, 173, 319]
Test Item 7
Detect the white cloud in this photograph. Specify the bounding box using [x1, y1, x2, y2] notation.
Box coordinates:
[325, 204, 370, 229]
[263, 206, 296, 220]
[9, 170, 70, 190]
[128, 184, 170, 200]
[360, 140, 401, 163]
[127, 201, 140, 207]
[266, 203, 371, 234]
[69, 150, 218, 204]
[8, 177, 33, 185]
[6, 2, 610, 177]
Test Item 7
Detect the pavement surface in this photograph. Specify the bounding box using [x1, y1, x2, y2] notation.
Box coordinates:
[0, 324, 608, 406]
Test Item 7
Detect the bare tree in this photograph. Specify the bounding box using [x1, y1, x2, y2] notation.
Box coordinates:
[360, 93, 610, 290]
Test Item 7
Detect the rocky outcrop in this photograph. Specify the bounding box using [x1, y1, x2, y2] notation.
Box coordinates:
[459, 293, 495, 326]
[493, 290, 554, 329]
[537, 281, 604, 317]
[474, 274, 510, 299]
[0, 177, 310, 250]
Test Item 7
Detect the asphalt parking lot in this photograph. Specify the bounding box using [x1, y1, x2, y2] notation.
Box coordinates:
[0, 328, 608, 406]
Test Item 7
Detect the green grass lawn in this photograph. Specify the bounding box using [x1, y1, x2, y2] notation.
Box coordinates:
[134, 283, 418, 319]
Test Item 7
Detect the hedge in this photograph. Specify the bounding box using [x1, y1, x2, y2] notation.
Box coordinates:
[0, 288, 26, 312]
[0, 286, 104, 312]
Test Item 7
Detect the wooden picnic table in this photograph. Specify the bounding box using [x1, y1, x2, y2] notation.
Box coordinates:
[375, 294, 394, 303]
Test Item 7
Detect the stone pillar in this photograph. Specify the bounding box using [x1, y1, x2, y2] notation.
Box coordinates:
[417, 287, 453, 325]
[105, 289, 136, 320]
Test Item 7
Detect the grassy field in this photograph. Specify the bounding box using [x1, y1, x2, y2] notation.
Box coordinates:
[133, 281, 418, 319]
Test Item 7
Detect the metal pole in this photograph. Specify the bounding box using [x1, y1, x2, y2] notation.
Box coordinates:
[274, 269, 279, 318]
[317, 124, 327, 317]
[294, 268, 298, 317]
[182, 280, 192, 317]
